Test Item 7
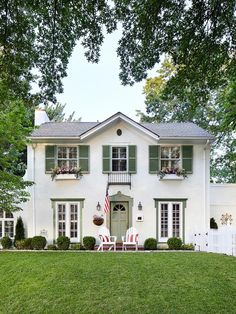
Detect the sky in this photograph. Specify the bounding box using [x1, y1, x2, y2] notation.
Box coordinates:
[57, 30, 157, 122]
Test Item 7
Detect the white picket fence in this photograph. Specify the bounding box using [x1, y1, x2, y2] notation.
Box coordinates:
[193, 226, 236, 256]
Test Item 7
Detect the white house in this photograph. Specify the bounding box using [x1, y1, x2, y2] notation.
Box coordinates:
[2, 110, 220, 245]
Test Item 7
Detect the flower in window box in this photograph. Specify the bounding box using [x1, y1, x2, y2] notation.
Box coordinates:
[158, 167, 187, 179]
[51, 166, 83, 180]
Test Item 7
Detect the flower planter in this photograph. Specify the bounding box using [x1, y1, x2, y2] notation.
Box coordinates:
[55, 174, 80, 180]
[93, 216, 104, 226]
[159, 174, 184, 181]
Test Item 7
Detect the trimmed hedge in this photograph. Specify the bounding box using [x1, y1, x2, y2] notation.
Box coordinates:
[167, 237, 182, 250]
[57, 236, 70, 250]
[83, 236, 96, 250]
[144, 238, 157, 250]
[31, 236, 47, 250]
[1, 236, 12, 249]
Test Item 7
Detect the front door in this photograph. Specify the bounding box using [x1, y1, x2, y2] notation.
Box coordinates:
[110, 202, 129, 242]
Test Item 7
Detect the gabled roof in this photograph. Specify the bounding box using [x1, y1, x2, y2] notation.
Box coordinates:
[30, 112, 214, 140]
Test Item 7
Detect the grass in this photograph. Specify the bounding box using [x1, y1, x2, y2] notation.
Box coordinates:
[0, 252, 235, 314]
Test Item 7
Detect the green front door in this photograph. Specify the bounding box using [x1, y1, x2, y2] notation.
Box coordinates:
[110, 202, 129, 242]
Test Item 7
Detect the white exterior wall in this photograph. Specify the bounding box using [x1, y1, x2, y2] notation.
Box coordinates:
[20, 120, 210, 245]
[210, 184, 236, 228]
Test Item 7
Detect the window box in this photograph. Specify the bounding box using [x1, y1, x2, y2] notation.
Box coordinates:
[159, 174, 184, 181]
[55, 174, 81, 180]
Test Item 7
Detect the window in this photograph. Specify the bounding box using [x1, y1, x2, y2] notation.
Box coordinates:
[160, 146, 180, 170]
[158, 202, 182, 242]
[57, 147, 78, 168]
[56, 203, 79, 241]
[45, 145, 89, 173]
[112, 147, 127, 171]
[0, 211, 14, 238]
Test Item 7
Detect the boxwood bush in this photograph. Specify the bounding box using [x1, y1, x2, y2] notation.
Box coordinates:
[83, 236, 96, 250]
[47, 244, 57, 250]
[144, 238, 157, 250]
[31, 236, 47, 250]
[24, 238, 33, 250]
[167, 237, 182, 250]
[57, 236, 70, 250]
[1, 236, 13, 249]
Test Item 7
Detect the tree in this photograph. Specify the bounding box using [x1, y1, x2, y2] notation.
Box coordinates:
[139, 58, 236, 183]
[0, 1, 235, 129]
[14, 216, 25, 244]
[45, 103, 80, 122]
[0, 98, 33, 212]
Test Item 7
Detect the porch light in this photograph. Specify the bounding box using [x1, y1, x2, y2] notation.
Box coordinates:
[96, 202, 101, 211]
[138, 201, 143, 211]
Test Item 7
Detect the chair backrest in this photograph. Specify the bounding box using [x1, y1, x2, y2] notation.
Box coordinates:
[126, 227, 138, 243]
[98, 226, 111, 243]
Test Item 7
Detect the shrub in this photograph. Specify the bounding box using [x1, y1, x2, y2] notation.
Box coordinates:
[167, 237, 183, 250]
[57, 236, 70, 250]
[182, 243, 195, 250]
[15, 240, 26, 250]
[31, 236, 47, 250]
[210, 217, 218, 229]
[1, 236, 13, 249]
[83, 236, 96, 250]
[144, 238, 157, 250]
[47, 244, 57, 250]
[14, 216, 25, 246]
[70, 243, 81, 250]
[24, 238, 33, 250]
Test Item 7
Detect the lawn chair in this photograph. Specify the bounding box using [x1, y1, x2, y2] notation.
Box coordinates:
[97, 226, 117, 251]
[122, 227, 139, 251]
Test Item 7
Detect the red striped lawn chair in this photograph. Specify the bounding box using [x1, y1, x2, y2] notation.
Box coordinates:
[97, 226, 117, 251]
[122, 227, 139, 251]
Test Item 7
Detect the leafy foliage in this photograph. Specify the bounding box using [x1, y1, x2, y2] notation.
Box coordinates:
[0, 236, 13, 249]
[57, 236, 70, 250]
[167, 237, 183, 250]
[14, 216, 25, 244]
[31, 236, 47, 250]
[139, 58, 236, 183]
[83, 236, 96, 250]
[144, 238, 157, 250]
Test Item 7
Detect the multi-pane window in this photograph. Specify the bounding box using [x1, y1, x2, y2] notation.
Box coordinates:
[172, 204, 180, 238]
[70, 204, 78, 238]
[57, 203, 79, 241]
[0, 211, 14, 238]
[58, 204, 66, 236]
[112, 147, 127, 171]
[159, 202, 182, 241]
[160, 204, 168, 238]
[57, 147, 77, 168]
[160, 147, 180, 170]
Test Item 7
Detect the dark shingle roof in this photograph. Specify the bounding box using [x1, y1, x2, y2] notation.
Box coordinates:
[141, 122, 213, 138]
[31, 121, 213, 139]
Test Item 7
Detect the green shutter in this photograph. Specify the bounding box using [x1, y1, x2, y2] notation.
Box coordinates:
[149, 146, 160, 173]
[102, 145, 110, 173]
[45, 146, 56, 172]
[182, 146, 193, 173]
[128, 145, 136, 173]
[79, 145, 89, 172]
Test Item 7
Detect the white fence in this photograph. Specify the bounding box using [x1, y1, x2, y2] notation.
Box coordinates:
[193, 226, 236, 256]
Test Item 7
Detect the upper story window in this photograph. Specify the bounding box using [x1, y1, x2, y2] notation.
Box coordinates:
[112, 147, 127, 171]
[0, 211, 14, 238]
[57, 147, 78, 168]
[45, 145, 89, 173]
[160, 146, 180, 170]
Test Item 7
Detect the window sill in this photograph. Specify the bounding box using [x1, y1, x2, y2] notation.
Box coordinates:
[55, 174, 80, 180]
[159, 174, 184, 181]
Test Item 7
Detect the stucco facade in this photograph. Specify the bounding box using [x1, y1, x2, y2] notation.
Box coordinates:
[13, 112, 215, 246]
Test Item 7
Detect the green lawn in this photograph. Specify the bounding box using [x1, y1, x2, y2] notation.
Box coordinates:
[0, 252, 235, 314]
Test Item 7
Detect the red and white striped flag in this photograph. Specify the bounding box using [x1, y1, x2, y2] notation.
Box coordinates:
[103, 187, 110, 214]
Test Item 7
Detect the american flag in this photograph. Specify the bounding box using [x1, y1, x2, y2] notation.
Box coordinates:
[103, 186, 110, 214]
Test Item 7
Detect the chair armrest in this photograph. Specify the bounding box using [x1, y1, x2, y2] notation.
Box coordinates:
[121, 236, 125, 241]
[110, 236, 117, 242]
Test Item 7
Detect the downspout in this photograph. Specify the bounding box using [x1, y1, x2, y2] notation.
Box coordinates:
[203, 140, 210, 234]
[32, 143, 37, 236]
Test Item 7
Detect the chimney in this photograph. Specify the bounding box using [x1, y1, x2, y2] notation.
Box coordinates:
[34, 108, 50, 126]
